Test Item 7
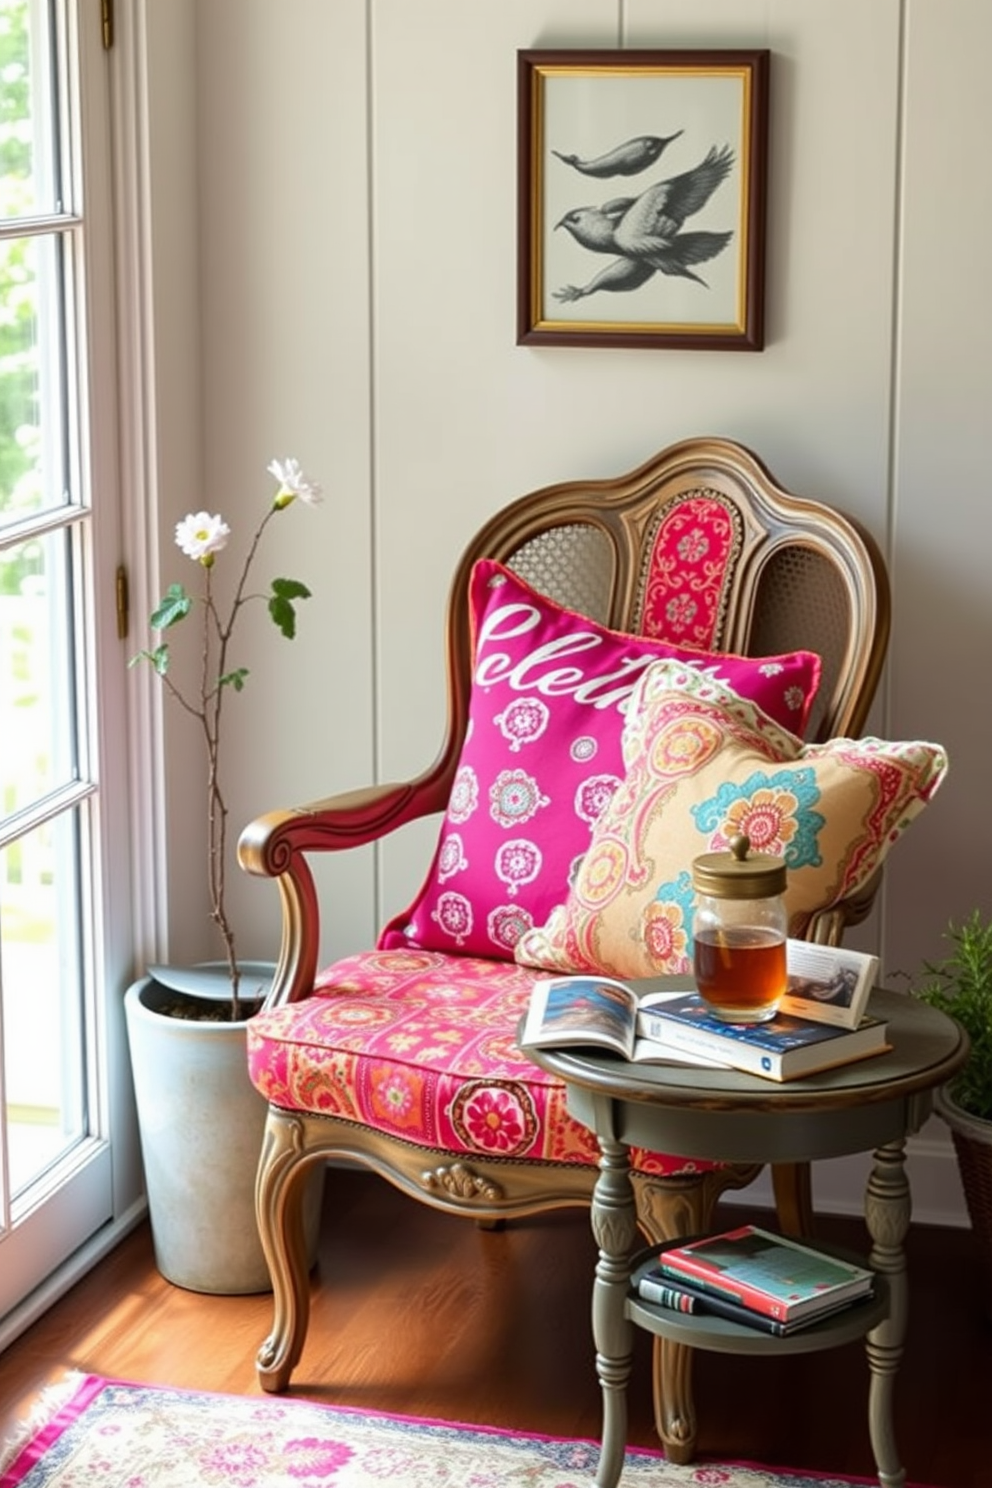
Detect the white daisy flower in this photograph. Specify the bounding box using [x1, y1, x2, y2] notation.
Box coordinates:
[175, 511, 231, 566]
[268, 456, 323, 508]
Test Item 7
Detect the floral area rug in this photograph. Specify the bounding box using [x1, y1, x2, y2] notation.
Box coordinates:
[0, 1375, 933, 1488]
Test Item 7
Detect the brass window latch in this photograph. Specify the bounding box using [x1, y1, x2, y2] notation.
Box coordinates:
[116, 564, 129, 640]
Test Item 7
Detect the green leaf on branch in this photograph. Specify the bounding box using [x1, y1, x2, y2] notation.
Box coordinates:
[219, 668, 250, 692]
[129, 645, 170, 676]
[150, 584, 192, 630]
[268, 578, 312, 639]
[272, 578, 311, 601]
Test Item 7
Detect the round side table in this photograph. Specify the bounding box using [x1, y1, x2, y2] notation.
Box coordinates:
[527, 989, 968, 1488]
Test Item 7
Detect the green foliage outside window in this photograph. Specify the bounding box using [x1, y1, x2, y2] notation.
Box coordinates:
[1, 0, 43, 594]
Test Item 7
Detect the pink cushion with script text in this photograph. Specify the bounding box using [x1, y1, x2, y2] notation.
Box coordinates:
[377, 560, 821, 961]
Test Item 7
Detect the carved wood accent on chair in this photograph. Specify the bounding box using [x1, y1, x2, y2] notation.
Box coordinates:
[238, 437, 890, 1463]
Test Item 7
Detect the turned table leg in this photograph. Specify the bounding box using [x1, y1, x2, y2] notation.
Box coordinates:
[864, 1139, 910, 1488]
[590, 1132, 639, 1488]
[651, 1334, 697, 1463]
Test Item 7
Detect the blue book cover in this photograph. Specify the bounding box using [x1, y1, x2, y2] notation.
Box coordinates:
[652, 996, 850, 1048]
[638, 994, 889, 1080]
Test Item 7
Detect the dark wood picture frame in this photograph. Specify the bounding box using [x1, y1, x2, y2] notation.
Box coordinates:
[517, 49, 769, 351]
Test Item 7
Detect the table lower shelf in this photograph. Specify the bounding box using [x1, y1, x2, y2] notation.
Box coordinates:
[627, 1247, 889, 1356]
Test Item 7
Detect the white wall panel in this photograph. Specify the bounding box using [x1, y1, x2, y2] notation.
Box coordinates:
[183, 0, 377, 962]
[141, 0, 205, 971]
[370, 0, 623, 914]
[886, 0, 992, 980]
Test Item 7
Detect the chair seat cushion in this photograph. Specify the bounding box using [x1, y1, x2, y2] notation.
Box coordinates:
[246, 949, 714, 1178]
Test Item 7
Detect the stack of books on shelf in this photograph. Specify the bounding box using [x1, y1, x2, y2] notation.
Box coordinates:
[519, 940, 887, 1083]
[634, 1224, 876, 1336]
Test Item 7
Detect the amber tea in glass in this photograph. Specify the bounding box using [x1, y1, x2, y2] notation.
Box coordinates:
[693, 926, 787, 1022]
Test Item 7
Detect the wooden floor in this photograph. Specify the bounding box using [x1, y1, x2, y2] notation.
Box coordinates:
[1, 1168, 988, 1485]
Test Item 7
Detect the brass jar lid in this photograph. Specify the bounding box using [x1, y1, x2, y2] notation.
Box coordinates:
[692, 833, 787, 899]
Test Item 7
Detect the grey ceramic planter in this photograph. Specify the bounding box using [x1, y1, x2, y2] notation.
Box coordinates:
[124, 967, 322, 1294]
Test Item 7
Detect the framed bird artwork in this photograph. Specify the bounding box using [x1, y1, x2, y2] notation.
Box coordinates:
[517, 49, 769, 350]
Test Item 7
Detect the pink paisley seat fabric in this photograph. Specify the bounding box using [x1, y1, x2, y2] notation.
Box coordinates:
[246, 948, 713, 1179]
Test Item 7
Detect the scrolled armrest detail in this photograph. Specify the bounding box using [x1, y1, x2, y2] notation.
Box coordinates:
[238, 776, 450, 881]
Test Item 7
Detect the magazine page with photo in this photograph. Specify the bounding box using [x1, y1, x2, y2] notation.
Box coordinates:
[780, 941, 879, 1028]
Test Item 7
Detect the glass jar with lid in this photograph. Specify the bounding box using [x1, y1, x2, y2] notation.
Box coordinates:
[691, 833, 788, 1023]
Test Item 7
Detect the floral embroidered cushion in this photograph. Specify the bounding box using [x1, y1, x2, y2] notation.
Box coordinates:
[246, 947, 712, 1177]
[515, 659, 948, 981]
[378, 560, 822, 962]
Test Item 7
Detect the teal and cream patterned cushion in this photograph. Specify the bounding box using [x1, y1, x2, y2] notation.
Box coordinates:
[516, 659, 948, 980]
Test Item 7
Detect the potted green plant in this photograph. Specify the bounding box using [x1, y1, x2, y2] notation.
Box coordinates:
[909, 910, 992, 1317]
[124, 457, 325, 1293]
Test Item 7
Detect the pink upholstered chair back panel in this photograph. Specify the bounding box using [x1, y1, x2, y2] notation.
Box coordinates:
[636, 493, 740, 648]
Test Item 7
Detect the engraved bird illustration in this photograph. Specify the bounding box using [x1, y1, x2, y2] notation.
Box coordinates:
[552, 144, 736, 301]
[551, 131, 683, 178]
[553, 231, 734, 301]
[557, 144, 734, 253]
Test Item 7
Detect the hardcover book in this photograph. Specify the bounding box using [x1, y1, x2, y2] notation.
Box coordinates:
[637, 995, 890, 1081]
[634, 1266, 870, 1335]
[653, 1225, 875, 1324]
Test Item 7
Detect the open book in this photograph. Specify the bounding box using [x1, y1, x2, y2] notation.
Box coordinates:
[519, 973, 726, 1067]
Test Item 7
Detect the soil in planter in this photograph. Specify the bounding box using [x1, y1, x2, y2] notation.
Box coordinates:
[150, 992, 265, 1023]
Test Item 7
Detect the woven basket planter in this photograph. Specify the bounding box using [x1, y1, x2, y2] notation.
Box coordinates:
[935, 1084, 992, 1321]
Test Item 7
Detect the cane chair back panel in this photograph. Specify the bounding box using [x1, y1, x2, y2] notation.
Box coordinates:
[747, 545, 858, 745]
[503, 523, 616, 622]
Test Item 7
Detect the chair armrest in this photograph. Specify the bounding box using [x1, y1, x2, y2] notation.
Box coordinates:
[238, 774, 451, 1011]
[238, 777, 449, 879]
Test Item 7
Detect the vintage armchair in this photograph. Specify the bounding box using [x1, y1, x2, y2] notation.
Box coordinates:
[237, 436, 890, 1463]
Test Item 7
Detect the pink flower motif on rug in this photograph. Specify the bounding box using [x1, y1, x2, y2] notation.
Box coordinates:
[283, 1436, 353, 1478]
[196, 1437, 278, 1482]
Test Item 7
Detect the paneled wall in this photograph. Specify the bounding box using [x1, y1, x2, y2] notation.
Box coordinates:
[143, 0, 992, 1222]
